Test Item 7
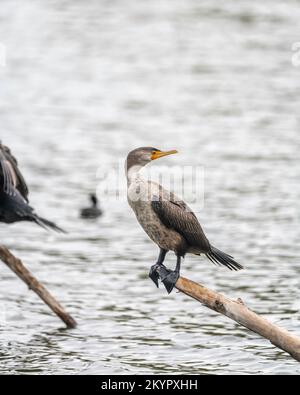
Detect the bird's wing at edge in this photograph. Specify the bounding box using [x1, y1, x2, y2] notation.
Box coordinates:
[0, 144, 29, 202]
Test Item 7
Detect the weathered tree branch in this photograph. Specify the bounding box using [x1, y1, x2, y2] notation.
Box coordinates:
[0, 246, 77, 329]
[172, 275, 300, 362]
[1, 245, 299, 362]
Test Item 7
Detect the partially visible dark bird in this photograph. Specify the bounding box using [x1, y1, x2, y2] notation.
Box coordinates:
[126, 147, 243, 294]
[80, 193, 102, 219]
[0, 142, 65, 232]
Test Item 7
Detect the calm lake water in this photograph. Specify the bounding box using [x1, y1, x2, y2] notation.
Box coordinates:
[0, 0, 300, 375]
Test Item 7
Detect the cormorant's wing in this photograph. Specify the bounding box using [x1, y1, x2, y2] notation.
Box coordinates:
[151, 194, 211, 252]
[0, 143, 29, 202]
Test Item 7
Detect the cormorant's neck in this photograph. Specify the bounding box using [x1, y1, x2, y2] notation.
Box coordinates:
[126, 164, 145, 185]
[90, 195, 98, 207]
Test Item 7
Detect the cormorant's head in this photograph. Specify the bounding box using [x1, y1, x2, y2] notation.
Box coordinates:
[90, 193, 98, 207]
[126, 147, 178, 172]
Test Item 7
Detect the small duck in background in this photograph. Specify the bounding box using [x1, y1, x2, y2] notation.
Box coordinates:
[80, 193, 103, 219]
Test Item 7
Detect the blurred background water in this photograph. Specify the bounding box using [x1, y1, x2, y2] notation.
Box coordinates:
[0, 0, 300, 375]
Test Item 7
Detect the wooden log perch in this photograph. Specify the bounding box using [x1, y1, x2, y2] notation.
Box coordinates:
[170, 274, 300, 362]
[0, 246, 77, 329]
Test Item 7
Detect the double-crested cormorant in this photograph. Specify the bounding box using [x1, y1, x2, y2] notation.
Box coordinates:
[126, 147, 243, 293]
[0, 142, 64, 232]
[80, 193, 102, 219]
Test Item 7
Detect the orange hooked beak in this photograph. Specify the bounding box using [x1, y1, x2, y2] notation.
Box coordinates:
[151, 149, 178, 161]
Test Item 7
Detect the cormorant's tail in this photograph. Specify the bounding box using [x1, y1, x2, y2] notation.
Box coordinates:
[206, 246, 243, 271]
[32, 215, 66, 233]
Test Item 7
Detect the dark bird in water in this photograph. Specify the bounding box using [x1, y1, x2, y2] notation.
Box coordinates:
[126, 147, 243, 294]
[0, 142, 65, 232]
[80, 193, 102, 219]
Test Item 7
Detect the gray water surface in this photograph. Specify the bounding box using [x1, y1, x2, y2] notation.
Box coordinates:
[0, 0, 300, 375]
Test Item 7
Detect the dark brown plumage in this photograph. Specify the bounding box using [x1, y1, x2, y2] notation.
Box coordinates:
[151, 196, 210, 254]
[0, 143, 29, 201]
[0, 142, 65, 232]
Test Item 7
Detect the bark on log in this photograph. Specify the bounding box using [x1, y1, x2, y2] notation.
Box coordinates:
[174, 275, 300, 362]
[0, 246, 77, 329]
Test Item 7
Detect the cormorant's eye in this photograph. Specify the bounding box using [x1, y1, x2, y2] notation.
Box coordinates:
[151, 150, 162, 160]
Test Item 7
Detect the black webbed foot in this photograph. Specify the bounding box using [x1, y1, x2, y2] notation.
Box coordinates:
[161, 270, 180, 294]
[149, 263, 164, 288]
[149, 252, 181, 294]
[149, 249, 169, 289]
